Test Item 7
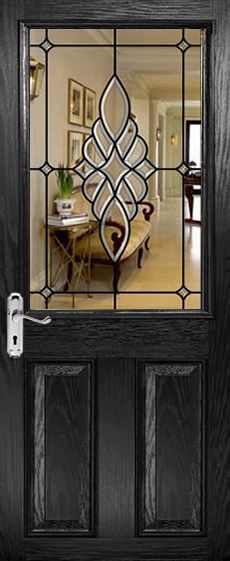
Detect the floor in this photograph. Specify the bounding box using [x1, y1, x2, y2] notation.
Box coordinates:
[31, 197, 201, 311]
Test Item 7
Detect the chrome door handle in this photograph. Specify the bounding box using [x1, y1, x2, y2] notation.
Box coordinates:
[12, 312, 51, 325]
[7, 292, 52, 358]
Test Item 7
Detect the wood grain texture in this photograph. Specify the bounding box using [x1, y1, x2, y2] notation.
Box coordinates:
[27, 362, 94, 535]
[24, 0, 213, 20]
[0, 1, 24, 560]
[98, 358, 135, 537]
[138, 363, 203, 535]
[207, 0, 230, 559]
[24, 536, 208, 560]
[24, 318, 209, 358]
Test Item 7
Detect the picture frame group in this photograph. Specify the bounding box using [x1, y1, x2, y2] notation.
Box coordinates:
[68, 78, 96, 127]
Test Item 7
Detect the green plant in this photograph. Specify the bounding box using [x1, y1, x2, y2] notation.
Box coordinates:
[56, 163, 74, 198]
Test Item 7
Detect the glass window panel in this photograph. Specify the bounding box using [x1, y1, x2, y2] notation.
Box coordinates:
[29, 27, 204, 311]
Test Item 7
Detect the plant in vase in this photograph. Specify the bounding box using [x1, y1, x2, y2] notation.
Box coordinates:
[55, 163, 74, 216]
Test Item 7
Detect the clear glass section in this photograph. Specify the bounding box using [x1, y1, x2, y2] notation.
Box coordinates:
[187, 122, 201, 167]
[47, 293, 114, 310]
[185, 47, 201, 129]
[30, 29, 46, 44]
[184, 294, 201, 309]
[48, 47, 113, 167]
[48, 28, 113, 45]
[185, 29, 201, 45]
[30, 47, 45, 167]
[117, 28, 182, 45]
[29, 28, 203, 311]
[30, 171, 46, 292]
[117, 294, 182, 310]
[184, 215, 201, 291]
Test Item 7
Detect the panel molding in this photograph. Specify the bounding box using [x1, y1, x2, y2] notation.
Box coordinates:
[137, 361, 205, 536]
[26, 361, 95, 536]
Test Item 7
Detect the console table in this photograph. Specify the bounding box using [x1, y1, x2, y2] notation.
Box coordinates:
[48, 222, 97, 307]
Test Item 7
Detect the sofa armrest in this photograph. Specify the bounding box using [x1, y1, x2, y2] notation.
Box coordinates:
[105, 219, 125, 257]
[125, 200, 154, 222]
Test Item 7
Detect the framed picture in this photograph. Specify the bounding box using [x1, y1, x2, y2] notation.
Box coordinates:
[84, 87, 96, 127]
[68, 79, 84, 125]
[68, 131, 84, 167]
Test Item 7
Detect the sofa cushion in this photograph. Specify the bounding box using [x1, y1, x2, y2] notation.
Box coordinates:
[75, 219, 151, 262]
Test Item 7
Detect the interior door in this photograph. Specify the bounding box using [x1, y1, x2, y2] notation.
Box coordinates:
[1, 1, 230, 560]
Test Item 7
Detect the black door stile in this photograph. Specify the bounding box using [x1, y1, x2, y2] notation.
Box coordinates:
[1, 1, 230, 560]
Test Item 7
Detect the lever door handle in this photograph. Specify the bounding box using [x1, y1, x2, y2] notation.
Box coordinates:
[12, 312, 51, 325]
[7, 292, 52, 358]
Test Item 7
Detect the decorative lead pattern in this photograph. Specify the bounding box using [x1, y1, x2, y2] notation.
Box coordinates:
[75, 76, 156, 262]
[177, 38, 191, 52]
[41, 163, 52, 175]
[40, 39, 53, 52]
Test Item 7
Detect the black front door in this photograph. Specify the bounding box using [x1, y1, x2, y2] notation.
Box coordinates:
[1, 1, 230, 560]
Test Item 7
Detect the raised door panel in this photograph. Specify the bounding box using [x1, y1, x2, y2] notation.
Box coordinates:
[26, 361, 94, 535]
[137, 362, 204, 535]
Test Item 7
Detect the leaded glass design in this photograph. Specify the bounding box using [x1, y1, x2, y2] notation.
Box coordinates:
[29, 27, 203, 311]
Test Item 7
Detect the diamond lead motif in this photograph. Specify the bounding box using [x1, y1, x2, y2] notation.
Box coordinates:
[41, 286, 53, 299]
[177, 39, 190, 52]
[41, 163, 52, 175]
[40, 39, 53, 52]
[177, 286, 190, 299]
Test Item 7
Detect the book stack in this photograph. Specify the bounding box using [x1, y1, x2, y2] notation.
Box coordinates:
[47, 213, 89, 226]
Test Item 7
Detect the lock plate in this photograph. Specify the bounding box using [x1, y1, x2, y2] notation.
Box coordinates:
[7, 292, 23, 358]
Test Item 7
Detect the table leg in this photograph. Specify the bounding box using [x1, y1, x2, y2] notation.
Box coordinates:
[185, 184, 194, 220]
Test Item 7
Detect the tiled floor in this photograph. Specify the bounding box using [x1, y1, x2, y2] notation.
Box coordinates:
[31, 197, 201, 311]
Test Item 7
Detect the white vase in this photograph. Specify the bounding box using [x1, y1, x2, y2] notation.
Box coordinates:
[55, 198, 74, 216]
